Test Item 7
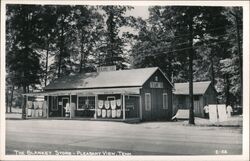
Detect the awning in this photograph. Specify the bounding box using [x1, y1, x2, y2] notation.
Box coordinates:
[23, 87, 141, 96]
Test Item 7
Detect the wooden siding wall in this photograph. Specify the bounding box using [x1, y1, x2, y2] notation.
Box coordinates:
[173, 84, 217, 118]
[194, 95, 203, 117]
[203, 84, 217, 106]
[140, 70, 173, 121]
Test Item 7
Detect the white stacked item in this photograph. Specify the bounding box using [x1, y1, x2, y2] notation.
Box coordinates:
[102, 109, 106, 118]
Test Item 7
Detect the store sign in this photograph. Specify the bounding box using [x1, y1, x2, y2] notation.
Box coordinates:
[150, 82, 163, 88]
[97, 66, 116, 72]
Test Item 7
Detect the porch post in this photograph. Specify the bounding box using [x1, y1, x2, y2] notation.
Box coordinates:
[69, 93, 72, 119]
[47, 95, 49, 118]
[26, 96, 28, 119]
[123, 94, 125, 120]
[94, 94, 97, 119]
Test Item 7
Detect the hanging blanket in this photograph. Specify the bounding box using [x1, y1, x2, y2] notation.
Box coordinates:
[111, 110, 116, 118]
[97, 109, 102, 117]
[116, 109, 122, 118]
[98, 100, 104, 109]
[110, 100, 116, 110]
[104, 100, 110, 109]
[116, 99, 121, 107]
[102, 109, 106, 118]
[107, 110, 111, 118]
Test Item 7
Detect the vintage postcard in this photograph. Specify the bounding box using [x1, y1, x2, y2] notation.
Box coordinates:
[0, 0, 249, 161]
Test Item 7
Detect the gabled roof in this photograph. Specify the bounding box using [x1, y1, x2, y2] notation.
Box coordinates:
[173, 81, 212, 95]
[44, 67, 172, 90]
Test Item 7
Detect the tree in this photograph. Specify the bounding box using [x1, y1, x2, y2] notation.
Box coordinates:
[131, 6, 239, 124]
[100, 6, 134, 69]
[131, 8, 184, 81]
[73, 6, 104, 73]
[6, 5, 43, 118]
[36, 5, 58, 86]
[221, 7, 243, 107]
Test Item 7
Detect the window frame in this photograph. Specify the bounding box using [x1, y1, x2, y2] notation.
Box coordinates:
[163, 93, 168, 110]
[145, 93, 151, 111]
[77, 96, 95, 110]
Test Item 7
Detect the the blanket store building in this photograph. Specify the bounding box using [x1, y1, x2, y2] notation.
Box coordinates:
[24, 67, 173, 122]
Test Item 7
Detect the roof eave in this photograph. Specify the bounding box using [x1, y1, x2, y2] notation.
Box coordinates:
[141, 67, 174, 88]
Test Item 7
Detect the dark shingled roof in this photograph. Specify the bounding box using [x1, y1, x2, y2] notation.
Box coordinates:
[173, 81, 212, 95]
[45, 67, 172, 90]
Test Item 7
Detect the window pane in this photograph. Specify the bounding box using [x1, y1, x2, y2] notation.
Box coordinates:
[78, 96, 95, 109]
[163, 93, 168, 109]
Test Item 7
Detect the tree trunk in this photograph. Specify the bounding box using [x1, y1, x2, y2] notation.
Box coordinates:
[107, 11, 115, 66]
[167, 48, 173, 80]
[6, 91, 9, 113]
[225, 74, 230, 106]
[79, 31, 84, 73]
[10, 85, 14, 113]
[210, 56, 215, 87]
[58, 24, 64, 78]
[235, 14, 242, 107]
[188, 13, 195, 125]
[209, 56, 218, 103]
[45, 47, 49, 86]
[22, 85, 27, 119]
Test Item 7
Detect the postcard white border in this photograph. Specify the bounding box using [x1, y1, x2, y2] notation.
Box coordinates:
[1, 0, 249, 161]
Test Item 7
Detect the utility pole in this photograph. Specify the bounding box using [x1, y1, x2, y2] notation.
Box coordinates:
[188, 12, 195, 125]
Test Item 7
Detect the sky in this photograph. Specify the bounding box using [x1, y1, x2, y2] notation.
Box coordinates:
[119, 6, 150, 37]
[127, 6, 149, 19]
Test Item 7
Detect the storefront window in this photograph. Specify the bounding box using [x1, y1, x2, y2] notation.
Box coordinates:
[78, 96, 95, 110]
[97, 94, 122, 119]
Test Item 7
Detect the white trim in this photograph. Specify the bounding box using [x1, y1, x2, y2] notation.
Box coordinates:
[158, 68, 174, 87]
[127, 94, 140, 97]
[123, 94, 125, 120]
[145, 93, 151, 111]
[22, 87, 141, 96]
[141, 67, 174, 88]
[69, 94, 72, 119]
